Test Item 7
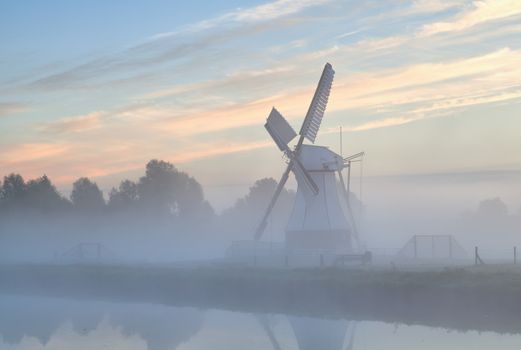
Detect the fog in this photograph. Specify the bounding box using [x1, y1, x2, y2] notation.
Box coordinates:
[361, 170, 521, 257]
[0, 160, 291, 264]
[2, 160, 521, 349]
[1, 159, 520, 265]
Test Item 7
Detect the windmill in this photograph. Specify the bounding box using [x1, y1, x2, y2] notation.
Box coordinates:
[255, 63, 364, 253]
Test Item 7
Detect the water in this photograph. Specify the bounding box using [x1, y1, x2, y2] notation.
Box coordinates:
[1, 294, 520, 349]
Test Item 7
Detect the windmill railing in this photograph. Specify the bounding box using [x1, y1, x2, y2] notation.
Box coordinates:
[225, 242, 371, 268]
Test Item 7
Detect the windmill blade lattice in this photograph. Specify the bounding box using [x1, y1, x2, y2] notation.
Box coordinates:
[299, 63, 335, 143]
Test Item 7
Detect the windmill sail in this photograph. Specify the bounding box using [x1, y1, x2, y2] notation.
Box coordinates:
[299, 63, 335, 143]
[265, 108, 318, 196]
[265, 108, 297, 151]
[254, 166, 291, 240]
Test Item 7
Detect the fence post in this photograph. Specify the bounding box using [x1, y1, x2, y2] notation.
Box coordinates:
[431, 235, 435, 259]
[474, 246, 484, 266]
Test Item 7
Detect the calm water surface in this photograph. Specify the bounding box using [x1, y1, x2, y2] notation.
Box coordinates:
[1, 294, 520, 349]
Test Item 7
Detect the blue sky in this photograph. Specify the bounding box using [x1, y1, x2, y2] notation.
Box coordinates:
[1, 0, 521, 208]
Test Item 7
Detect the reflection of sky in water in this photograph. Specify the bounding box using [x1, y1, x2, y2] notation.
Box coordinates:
[1, 295, 521, 350]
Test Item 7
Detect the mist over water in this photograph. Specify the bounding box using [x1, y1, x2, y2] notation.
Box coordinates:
[2, 295, 521, 350]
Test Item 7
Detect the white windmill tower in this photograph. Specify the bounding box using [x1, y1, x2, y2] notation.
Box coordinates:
[255, 63, 364, 254]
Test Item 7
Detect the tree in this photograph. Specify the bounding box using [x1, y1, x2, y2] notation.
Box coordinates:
[1, 173, 26, 201]
[71, 177, 105, 212]
[108, 179, 138, 211]
[0, 173, 27, 210]
[220, 178, 295, 238]
[138, 160, 178, 215]
[244, 178, 283, 211]
[175, 172, 213, 220]
[137, 159, 214, 220]
[476, 197, 508, 218]
[25, 175, 71, 212]
[232, 178, 295, 216]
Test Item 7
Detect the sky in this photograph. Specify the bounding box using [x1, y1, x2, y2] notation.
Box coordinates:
[1, 0, 521, 210]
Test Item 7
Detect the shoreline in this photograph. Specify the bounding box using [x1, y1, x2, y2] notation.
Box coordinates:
[1, 264, 521, 334]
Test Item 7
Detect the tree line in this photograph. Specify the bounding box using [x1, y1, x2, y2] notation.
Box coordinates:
[0, 159, 295, 232]
[0, 160, 212, 219]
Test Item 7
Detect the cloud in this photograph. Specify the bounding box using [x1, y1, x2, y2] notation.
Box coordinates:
[25, 0, 328, 91]
[149, 94, 293, 136]
[232, 0, 330, 22]
[24, 0, 518, 96]
[39, 112, 103, 134]
[341, 115, 423, 132]
[420, 0, 521, 36]
[351, 36, 408, 52]
[410, 89, 521, 115]
[0, 143, 70, 164]
[0, 136, 274, 186]
[152, 0, 331, 37]
[406, 0, 465, 15]
[86, 47, 521, 141]
[139, 65, 296, 101]
[328, 47, 521, 110]
[0, 102, 28, 117]
[170, 140, 272, 163]
[326, 88, 521, 134]
[37, 43, 521, 150]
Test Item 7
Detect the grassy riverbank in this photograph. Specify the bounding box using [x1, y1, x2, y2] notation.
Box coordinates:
[1, 264, 521, 333]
